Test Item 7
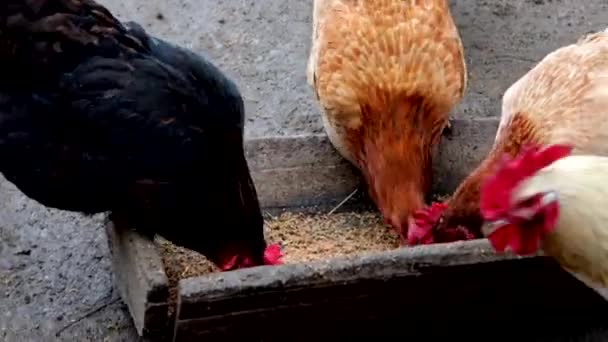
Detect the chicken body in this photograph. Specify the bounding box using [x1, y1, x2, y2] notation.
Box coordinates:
[0, 0, 276, 268]
[436, 28, 608, 239]
[307, 0, 467, 239]
[499, 155, 608, 300]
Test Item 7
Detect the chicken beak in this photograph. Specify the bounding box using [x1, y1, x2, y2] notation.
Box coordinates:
[540, 191, 558, 206]
[481, 219, 511, 237]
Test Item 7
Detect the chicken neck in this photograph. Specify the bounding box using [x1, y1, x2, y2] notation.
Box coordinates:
[355, 94, 446, 239]
[438, 113, 542, 236]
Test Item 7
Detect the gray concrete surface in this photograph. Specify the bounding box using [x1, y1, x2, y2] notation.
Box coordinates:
[1, 0, 608, 341]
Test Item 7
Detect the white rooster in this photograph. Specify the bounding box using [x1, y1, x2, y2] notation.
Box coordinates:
[480, 144, 608, 300]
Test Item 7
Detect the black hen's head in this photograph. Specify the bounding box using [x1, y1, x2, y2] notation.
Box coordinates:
[161, 130, 282, 271]
[204, 136, 282, 270]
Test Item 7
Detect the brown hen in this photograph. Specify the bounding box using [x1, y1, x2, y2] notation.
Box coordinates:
[410, 28, 608, 245]
[307, 0, 467, 242]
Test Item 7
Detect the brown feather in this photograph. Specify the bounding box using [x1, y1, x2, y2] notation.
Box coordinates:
[439, 28, 608, 236]
[307, 0, 467, 237]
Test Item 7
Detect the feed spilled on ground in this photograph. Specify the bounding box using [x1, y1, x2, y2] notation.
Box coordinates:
[156, 211, 400, 315]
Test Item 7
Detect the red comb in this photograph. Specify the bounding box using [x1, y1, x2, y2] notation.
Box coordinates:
[480, 143, 573, 221]
[435, 225, 477, 243]
[219, 243, 283, 271]
[487, 223, 541, 255]
[263, 243, 283, 265]
[407, 202, 447, 245]
[220, 255, 239, 271]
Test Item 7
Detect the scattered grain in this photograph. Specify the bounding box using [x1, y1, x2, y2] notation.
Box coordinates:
[155, 237, 218, 316]
[265, 211, 399, 263]
[156, 211, 400, 315]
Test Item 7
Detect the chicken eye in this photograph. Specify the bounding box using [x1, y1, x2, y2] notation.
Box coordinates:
[515, 194, 541, 209]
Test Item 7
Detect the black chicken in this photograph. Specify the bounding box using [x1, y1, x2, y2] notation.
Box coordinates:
[0, 0, 282, 270]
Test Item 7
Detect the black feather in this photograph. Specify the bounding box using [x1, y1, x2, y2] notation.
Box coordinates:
[0, 0, 267, 267]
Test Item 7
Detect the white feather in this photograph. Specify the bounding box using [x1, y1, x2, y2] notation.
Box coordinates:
[514, 155, 608, 302]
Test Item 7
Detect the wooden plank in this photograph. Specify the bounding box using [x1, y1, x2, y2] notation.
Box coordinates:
[105, 221, 170, 339]
[107, 119, 528, 339]
[246, 118, 500, 212]
[173, 241, 607, 340]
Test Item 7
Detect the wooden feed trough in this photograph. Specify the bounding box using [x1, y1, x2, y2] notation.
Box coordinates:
[106, 118, 608, 341]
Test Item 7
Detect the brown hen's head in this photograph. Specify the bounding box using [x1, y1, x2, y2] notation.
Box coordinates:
[407, 202, 476, 245]
[421, 185, 485, 245]
[356, 94, 448, 241]
[158, 131, 284, 272]
[480, 144, 571, 255]
[368, 169, 426, 242]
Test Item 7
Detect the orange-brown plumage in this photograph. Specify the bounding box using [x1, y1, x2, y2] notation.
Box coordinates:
[429, 28, 608, 242]
[437, 114, 544, 236]
[307, 0, 467, 240]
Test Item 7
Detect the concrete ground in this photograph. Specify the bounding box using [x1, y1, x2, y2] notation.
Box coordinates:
[1, 0, 607, 341]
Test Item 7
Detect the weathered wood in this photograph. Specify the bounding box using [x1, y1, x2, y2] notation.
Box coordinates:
[173, 241, 607, 340]
[105, 117, 608, 341]
[246, 118, 499, 214]
[105, 221, 169, 338]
